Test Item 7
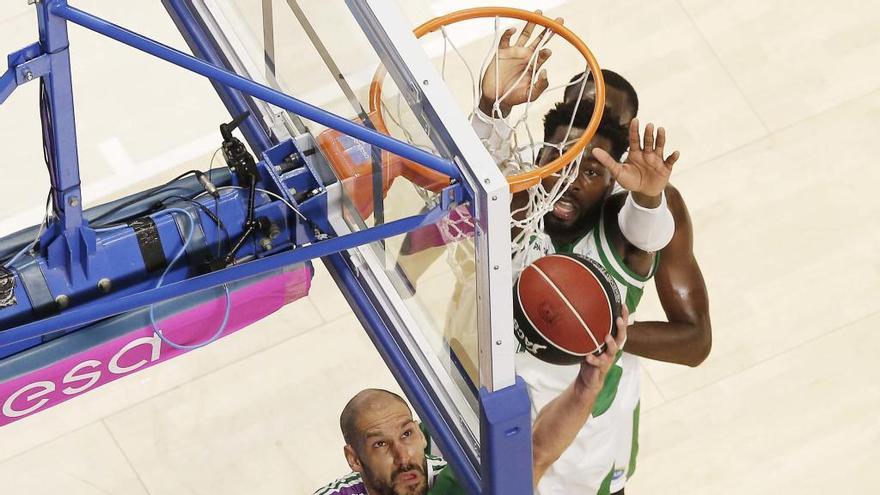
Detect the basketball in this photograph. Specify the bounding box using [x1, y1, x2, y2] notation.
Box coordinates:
[513, 253, 622, 365]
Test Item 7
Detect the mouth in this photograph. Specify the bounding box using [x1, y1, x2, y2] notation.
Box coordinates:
[551, 196, 578, 222]
[395, 470, 423, 486]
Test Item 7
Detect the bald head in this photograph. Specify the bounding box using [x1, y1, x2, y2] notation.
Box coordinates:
[340, 389, 410, 447]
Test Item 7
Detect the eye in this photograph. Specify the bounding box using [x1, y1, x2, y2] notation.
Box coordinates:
[373, 440, 387, 449]
[402, 429, 413, 438]
[582, 168, 600, 178]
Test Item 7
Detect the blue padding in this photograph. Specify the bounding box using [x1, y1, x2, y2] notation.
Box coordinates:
[480, 378, 534, 495]
[0, 168, 232, 263]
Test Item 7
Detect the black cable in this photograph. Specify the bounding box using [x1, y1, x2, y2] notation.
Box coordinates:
[88, 184, 195, 227]
[89, 168, 225, 229]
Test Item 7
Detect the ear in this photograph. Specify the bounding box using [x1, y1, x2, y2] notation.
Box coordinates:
[344, 444, 364, 473]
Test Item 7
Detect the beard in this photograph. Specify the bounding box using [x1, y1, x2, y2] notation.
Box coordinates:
[361, 459, 428, 495]
[543, 206, 597, 240]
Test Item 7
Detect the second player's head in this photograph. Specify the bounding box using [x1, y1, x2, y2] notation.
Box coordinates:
[564, 69, 638, 128]
[538, 98, 628, 238]
[340, 389, 429, 495]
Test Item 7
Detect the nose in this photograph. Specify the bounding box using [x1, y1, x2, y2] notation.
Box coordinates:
[392, 441, 414, 464]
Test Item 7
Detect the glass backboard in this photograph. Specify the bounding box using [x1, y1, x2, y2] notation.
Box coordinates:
[174, 0, 521, 479]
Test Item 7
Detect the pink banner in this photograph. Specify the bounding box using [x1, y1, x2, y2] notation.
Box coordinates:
[0, 267, 311, 427]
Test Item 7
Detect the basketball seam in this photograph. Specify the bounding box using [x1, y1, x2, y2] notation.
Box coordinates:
[529, 263, 603, 353]
[516, 275, 586, 358]
[548, 254, 614, 345]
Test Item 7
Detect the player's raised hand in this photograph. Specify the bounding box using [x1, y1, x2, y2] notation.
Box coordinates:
[479, 11, 561, 117]
[577, 306, 628, 394]
[592, 119, 680, 201]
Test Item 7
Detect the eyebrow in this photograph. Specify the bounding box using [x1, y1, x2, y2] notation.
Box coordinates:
[363, 420, 416, 440]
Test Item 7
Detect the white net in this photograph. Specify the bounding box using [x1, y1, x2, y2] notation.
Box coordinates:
[375, 13, 597, 275]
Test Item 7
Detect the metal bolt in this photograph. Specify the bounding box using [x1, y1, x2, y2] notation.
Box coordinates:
[55, 294, 69, 309]
[483, 178, 490, 184]
[422, 79, 429, 85]
[491, 195, 498, 201]
[260, 238, 273, 251]
[97, 278, 112, 293]
[24, 70, 33, 81]
[495, 340, 502, 345]
[493, 265, 499, 270]
[68, 196, 79, 207]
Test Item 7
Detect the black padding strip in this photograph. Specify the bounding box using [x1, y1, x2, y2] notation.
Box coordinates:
[18, 261, 57, 319]
[129, 217, 166, 273]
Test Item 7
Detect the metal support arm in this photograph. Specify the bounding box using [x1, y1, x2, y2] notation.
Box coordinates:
[48, 0, 462, 183]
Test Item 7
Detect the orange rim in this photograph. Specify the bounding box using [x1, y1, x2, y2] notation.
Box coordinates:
[369, 7, 605, 193]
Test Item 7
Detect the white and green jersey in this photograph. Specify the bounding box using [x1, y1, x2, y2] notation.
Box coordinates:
[515, 205, 656, 495]
[313, 455, 449, 495]
[512, 204, 659, 313]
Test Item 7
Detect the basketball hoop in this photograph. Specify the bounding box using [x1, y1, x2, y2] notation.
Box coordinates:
[369, 7, 606, 194]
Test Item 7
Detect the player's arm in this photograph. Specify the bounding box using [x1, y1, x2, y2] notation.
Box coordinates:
[400, 16, 557, 263]
[531, 310, 628, 485]
[624, 185, 712, 366]
[594, 119, 680, 276]
[474, 13, 557, 162]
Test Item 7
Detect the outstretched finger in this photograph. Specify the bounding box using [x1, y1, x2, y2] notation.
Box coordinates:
[656, 127, 666, 157]
[643, 123, 655, 152]
[533, 68, 549, 97]
[591, 148, 622, 178]
[628, 118, 641, 152]
[535, 48, 552, 71]
[665, 150, 681, 169]
[498, 27, 515, 49]
[528, 18, 562, 51]
[528, 25, 548, 51]
[515, 12, 540, 47]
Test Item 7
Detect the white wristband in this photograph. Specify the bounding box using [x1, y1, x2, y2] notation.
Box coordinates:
[617, 191, 675, 252]
[470, 108, 513, 165]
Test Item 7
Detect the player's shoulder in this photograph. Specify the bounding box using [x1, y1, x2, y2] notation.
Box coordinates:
[427, 453, 448, 471]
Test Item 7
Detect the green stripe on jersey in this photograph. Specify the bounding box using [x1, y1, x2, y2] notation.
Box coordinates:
[597, 466, 615, 495]
[314, 472, 361, 495]
[428, 466, 467, 495]
[625, 285, 644, 314]
[627, 401, 641, 479]
[591, 351, 623, 417]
